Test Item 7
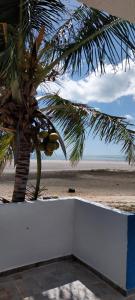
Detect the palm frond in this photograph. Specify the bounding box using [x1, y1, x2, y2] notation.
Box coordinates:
[0, 0, 65, 84]
[89, 111, 135, 163]
[45, 5, 135, 76]
[0, 24, 16, 82]
[25, 184, 46, 201]
[41, 94, 90, 162]
[0, 0, 65, 34]
[0, 133, 13, 174]
[41, 94, 135, 164]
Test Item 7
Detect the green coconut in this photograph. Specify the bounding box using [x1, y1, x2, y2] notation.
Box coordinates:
[46, 142, 56, 151]
[39, 131, 49, 139]
[49, 132, 59, 142]
[44, 149, 53, 156]
[53, 141, 59, 150]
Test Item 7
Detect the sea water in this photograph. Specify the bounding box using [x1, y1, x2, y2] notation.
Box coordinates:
[31, 153, 126, 162]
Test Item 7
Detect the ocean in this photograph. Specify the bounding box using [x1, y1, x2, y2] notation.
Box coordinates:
[31, 153, 126, 162]
[82, 155, 126, 161]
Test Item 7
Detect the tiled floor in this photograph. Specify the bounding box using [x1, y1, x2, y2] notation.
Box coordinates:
[0, 259, 134, 300]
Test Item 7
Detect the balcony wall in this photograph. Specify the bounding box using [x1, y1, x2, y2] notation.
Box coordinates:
[73, 200, 128, 290]
[0, 198, 134, 294]
[0, 199, 74, 271]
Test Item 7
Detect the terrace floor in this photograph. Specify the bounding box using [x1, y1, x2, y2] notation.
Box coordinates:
[0, 258, 134, 300]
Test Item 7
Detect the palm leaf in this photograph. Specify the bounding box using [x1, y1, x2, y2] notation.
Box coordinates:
[0, 0, 65, 83]
[0, 23, 16, 81]
[0, 133, 13, 175]
[44, 5, 135, 76]
[41, 93, 135, 164]
[0, 0, 65, 33]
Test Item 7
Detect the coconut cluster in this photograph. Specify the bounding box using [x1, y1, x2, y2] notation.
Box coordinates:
[39, 131, 59, 156]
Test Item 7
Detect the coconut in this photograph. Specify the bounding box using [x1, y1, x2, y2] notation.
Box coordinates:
[46, 142, 56, 151]
[49, 132, 59, 142]
[53, 141, 59, 150]
[44, 149, 53, 156]
[39, 131, 49, 139]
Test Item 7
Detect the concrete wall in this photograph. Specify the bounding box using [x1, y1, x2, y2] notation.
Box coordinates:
[73, 200, 128, 290]
[0, 198, 132, 292]
[0, 199, 75, 272]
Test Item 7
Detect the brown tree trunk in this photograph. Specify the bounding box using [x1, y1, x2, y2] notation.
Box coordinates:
[12, 134, 31, 202]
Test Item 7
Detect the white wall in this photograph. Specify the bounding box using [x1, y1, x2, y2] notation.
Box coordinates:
[0, 198, 128, 290]
[0, 199, 75, 271]
[73, 200, 128, 289]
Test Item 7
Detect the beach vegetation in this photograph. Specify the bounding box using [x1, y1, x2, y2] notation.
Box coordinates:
[0, 1, 135, 202]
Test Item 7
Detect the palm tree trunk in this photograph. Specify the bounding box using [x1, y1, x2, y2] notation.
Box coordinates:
[12, 134, 31, 202]
[34, 148, 41, 200]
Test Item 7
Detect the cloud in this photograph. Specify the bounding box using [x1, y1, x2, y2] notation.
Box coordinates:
[124, 114, 134, 121]
[94, 107, 101, 111]
[47, 59, 135, 104]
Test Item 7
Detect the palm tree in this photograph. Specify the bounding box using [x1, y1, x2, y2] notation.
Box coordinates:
[0, 1, 135, 202]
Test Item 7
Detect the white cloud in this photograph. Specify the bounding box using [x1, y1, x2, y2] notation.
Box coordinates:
[47, 59, 135, 103]
[124, 114, 134, 121]
[94, 107, 101, 111]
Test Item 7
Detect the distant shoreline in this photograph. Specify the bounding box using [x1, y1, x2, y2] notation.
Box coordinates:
[31, 154, 126, 162]
[3, 159, 135, 177]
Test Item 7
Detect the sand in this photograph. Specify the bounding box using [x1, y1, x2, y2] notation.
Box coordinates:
[1, 160, 135, 211]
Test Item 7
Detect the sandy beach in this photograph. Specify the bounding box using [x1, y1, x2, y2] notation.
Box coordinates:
[1, 159, 135, 210]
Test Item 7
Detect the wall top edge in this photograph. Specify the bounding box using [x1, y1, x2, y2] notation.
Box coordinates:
[74, 197, 134, 216]
[0, 196, 134, 216]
